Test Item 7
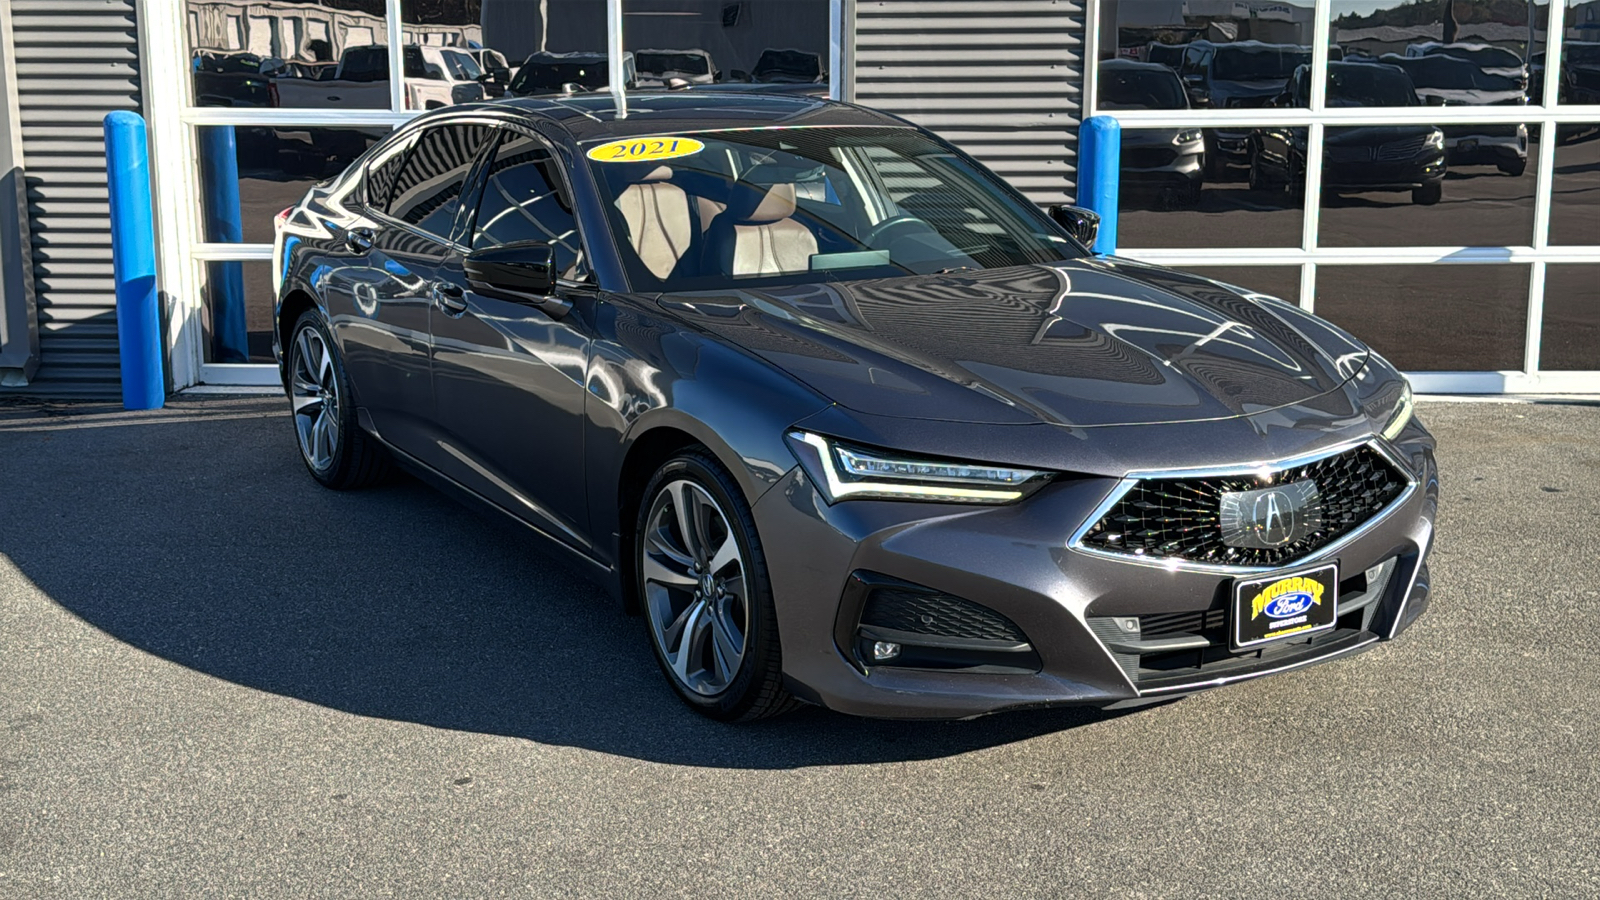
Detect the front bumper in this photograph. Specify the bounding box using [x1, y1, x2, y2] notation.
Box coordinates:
[755, 430, 1438, 719]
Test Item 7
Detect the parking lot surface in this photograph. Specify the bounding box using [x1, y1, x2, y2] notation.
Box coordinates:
[2, 396, 1597, 898]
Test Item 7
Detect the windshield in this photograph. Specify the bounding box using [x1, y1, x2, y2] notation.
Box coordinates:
[511, 56, 611, 93]
[440, 49, 483, 81]
[1098, 65, 1186, 109]
[753, 49, 822, 82]
[1213, 46, 1309, 81]
[1327, 64, 1417, 106]
[636, 52, 711, 76]
[587, 127, 1081, 292]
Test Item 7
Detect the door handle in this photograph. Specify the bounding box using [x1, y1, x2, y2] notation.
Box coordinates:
[344, 227, 374, 254]
[432, 282, 468, 315]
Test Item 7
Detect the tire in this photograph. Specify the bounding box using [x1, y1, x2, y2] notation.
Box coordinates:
[286, 309, 393, 490]
[1412, 182, 1443, 206]
[1498, 159, 1526, 177]
[1247, 149, 1268, 192]
[635, 449, 798, 722]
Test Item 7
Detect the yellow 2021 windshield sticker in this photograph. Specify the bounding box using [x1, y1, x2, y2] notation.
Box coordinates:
[586, 137, 705, 163]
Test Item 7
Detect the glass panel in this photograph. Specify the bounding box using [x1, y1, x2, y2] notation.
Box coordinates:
[1315, 265, 1528, 371]
[1558, 0, 1600, 104]
[390, 124, 494, 238]
[1540, 265, 1600, 369]
[623, 0, 830, 96]
[402, 0, 612, 106]
[197, 125, 386, 244]
[1548, 123, 1600, 245]
[187, 1, 392, 109]
[201, 260, 275, 364]
[471, 132, 589, 280]
[1176, 266, 1301, 305]
[1329, 1, 1534, 108]
[1116, 123, 1303, 249]
[1097, 0, 1315, 116]
[1316, 121, 1537, 247]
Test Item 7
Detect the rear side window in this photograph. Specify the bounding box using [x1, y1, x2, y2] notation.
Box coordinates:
[388, 123, 492, 240]
[364, 132, 415, 212]
[470, 131, 587, 280]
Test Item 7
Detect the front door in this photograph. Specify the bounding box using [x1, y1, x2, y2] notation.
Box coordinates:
[428, 129, 596, 551]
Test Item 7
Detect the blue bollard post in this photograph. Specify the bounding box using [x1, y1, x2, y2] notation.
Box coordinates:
[1076, 115, 1121, 255]
[199, 125, 249, 363]
[103, 110, 164, 410]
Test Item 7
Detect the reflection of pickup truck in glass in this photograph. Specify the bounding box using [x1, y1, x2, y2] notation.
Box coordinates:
[272, 44, 490, 110]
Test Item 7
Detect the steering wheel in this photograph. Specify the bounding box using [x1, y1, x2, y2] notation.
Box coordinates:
[862, 214, 928, 248]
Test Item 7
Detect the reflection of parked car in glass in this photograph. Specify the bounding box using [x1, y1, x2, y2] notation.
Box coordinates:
[1374, 53, 1526, 175]
[1405, 42, 1527, 92]
[469, 48, 513, 97]
[509, 51, 636, 95]
[751, 48, 826, 85]
[1561, 42, 1600, 105]
[1097, 60, 1203, 207]
[1180, 40, 1311, 179]
[635, 49, 719, 87]
[1252, 63, 1446, 205]
[192, 51, 277, 108]
[1144, 41, 1187, 70]
[273, 44, 490, 110]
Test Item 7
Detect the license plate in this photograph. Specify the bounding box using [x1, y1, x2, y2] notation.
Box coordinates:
[1232, 562, 1339, 650]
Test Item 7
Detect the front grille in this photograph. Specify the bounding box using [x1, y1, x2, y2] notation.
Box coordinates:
[1125, 148, 1178, 169]
[1377, 135, 1429, 160]
[860, 588, 1027, 643]
[1079, 445, 1408, 567]
[1326, 145, 1371, 164]
[1139, 608, 1227, 640]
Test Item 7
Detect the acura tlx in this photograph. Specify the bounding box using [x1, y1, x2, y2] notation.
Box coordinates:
[271, 92, 1437, 721]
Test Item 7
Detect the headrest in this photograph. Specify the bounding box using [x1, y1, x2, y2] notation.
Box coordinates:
[640, 164, 674, 183]
[614, 162, 675, 186]
[727, 164, 799, 223]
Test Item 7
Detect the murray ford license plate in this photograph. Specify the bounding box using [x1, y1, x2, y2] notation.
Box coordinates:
[1232, 562, 1339, 650]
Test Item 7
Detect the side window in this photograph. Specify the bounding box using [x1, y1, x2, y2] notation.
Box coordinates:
[364, 131, 415, 212]
[470, 131, 588, 280]
[388, 123, 492, 240]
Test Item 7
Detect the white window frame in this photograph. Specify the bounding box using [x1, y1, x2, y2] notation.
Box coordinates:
[1085, 0, 1600, 394]
[146, 0, 848, 388]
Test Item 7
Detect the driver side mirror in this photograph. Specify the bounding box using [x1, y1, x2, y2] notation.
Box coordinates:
[465, 241, 570, 316]
[1048, 205, 1100, 249]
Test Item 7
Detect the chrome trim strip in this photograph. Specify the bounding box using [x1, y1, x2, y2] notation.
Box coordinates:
[1136, 634, 1381, 696]
[1067, 438, 1419, 576]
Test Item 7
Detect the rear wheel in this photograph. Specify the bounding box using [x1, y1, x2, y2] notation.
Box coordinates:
[287, 310, 392, 490]
[1412, 182, 1443, 205]
[636, 450, 797, 721]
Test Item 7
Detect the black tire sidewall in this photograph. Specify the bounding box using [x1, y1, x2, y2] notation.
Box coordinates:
[635, 451, 781, 721]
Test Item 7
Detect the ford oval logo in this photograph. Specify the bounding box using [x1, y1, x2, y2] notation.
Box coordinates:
[1264, 591, 1316, 619]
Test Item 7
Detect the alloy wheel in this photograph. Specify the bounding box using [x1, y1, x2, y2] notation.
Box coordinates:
[290, 326, 341, 471]
[641, 479, 750, 696]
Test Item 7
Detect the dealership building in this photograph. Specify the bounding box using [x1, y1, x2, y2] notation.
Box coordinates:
[0, 0, 1596, 399]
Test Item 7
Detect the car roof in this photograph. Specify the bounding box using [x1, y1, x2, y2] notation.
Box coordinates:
[452, 91, 903, 143]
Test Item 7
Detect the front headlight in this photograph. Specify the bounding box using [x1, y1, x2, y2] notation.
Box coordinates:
[1174, 128, 1203, 145]
[788, 432, 1049, 504]
[1381, 382, 1415, 441]
[1424, 130, 1445, 149]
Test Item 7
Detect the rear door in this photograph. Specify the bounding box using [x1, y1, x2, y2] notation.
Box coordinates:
[363, 121, 494, 463]
[428, 128, 598, 551]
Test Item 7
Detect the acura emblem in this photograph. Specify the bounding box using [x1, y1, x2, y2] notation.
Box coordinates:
[1219, 479, 1323, 550]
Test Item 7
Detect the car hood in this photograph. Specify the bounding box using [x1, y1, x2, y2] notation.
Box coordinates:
[1326, 124, 1440, 146]
[655, 260, 1369, 428]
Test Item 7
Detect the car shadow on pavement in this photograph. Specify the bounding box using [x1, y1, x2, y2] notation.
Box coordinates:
[0, 399, 1134, 769]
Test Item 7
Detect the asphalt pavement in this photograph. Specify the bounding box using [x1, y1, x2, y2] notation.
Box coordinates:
[1, 396, 1597, 898]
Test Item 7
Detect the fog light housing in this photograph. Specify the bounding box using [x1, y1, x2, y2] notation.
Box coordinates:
[872, 641, 901, 661]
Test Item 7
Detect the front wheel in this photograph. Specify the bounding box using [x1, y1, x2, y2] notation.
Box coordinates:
[1412, 182, 1443, 205]
[287, 310, 392, 490]
[636, 450, 797, 721]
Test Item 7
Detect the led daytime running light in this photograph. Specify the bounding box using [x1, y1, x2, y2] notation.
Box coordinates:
[1381, 385, 1414, 441]
[794, 433, 1043, 503]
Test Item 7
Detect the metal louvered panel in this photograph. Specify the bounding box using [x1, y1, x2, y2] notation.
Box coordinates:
[851, 0, 1084, 205]
[5, 0, 140, 397]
